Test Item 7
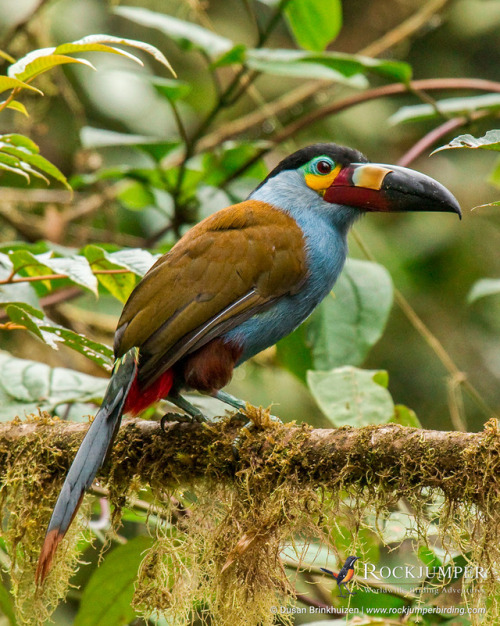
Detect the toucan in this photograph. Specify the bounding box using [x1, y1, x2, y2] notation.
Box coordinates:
[36, 143, 461, 583]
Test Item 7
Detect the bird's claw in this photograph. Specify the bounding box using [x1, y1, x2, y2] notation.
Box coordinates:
[231, 412, 282, 458]
[160, 412, 204, 431]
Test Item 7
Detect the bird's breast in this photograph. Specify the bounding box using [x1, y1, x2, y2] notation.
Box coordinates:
[224, 211, 348, 363]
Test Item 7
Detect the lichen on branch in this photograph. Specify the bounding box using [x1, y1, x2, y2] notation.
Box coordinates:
[1, 412, 500, 624]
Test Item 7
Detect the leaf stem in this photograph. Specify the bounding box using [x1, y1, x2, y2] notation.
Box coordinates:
[0, 268, 133, 286]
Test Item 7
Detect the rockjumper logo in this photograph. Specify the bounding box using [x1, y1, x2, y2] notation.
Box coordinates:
[363, 563, 488, 582]
[321, 556, 359, 598]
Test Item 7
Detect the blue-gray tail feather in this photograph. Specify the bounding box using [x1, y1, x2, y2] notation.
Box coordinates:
[36, 347, 138, 584]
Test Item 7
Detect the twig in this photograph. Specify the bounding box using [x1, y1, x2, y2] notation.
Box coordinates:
[189, 0, 459, 156]
[397, 110, 493, 167]
[0, 268, 132, 286]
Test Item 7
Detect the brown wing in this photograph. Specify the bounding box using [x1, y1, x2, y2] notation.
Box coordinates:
[114, 200, 308, 386]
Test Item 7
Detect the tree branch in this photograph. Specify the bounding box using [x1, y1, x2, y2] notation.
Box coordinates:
[2, 416, 499, 504]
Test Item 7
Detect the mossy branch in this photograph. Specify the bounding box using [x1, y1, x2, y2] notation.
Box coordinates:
[2, 412, 500, 625]
[1, 414, 499, 500]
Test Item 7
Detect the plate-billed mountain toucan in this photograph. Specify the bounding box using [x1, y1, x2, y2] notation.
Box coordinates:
[36, 142, 461, 583]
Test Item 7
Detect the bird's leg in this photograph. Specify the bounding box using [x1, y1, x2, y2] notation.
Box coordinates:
[340, 584, 356, 597]
[213, 390, 282, 426]
[213, 390, 282, 454]
[160, 392, 208, 431]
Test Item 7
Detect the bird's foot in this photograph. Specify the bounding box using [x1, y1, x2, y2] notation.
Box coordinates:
[231, 404, 282, 456]
[160, 412, 195, 431]
[167, 393, 208, 424]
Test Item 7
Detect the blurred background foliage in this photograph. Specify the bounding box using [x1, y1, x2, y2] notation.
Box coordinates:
[1, 0, 499, 433]
[1, 0, 500, 623]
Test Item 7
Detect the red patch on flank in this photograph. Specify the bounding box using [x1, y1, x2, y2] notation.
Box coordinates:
[124, 369, 174, 416]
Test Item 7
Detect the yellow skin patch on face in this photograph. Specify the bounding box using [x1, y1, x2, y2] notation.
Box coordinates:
[352, 164, 393, 190]
[305, 163, 342, 195]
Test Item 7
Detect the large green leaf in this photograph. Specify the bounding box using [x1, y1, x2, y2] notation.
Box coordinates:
[285, 0, 342, 52]
[5, 302, 113, 369]
[468, 278, 500, 303]
[308, 259, 393, 370]
[246, 48, 411, 83]
[432, 129, 500, 154]
[0, 351, 109, 422]
[391, 96, 500, 126]
[75, 536, 154, 626]
[307, 366, 394, 427]
[114, 6, 233, 60]
[277, 259, 393, 379]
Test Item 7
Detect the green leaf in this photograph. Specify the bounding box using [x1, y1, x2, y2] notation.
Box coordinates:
[0, 75, 43, 96]
[308, 259, 393, 370]
[418, 545, 442, 569]
[0, 144, 70, 190]
[210, 44, 247, 68]
[246, 48, 412, 83]
[82, 245, 155, 302]
[391, 404, 421, 428]
[391, 97, 500, 126]
[0, 152, 30, 182]
[489, 157, 500, 189]
[246, 49, 366, 86]
[0, 351, 109, 422]
[285, 0, 342, 52]
[307, 366, 394, 427]
[150, 77, 191, 101]
[432, 129, 500, 154]
[9, 53, 96, 83]
[0, 580, 16, 626]
[0, 133, 40, 151]
[118, 181, 155, 211]
[55, 34, 175, 75]
[467, 278, 500, 303]
[0, 133, 70, 189]
[2, 100, 29, 116]
[276, 323, 313, 383]
[114, 6, 233, 60]
[8, 35, 174, 83]
[75, 535, 154, 626]
[5, 302, 113, 369]
[7, 249, 98, 294]
[0, 49, 16, 64]
[80, 127, 179, 163]
[45, 256, 99, 294]
[0, 254, 39, 308]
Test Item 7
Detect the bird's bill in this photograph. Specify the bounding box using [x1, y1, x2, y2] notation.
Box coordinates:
[323, 163, 461, 218]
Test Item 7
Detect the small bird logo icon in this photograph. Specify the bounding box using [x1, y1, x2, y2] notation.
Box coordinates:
[321, 556, 359, 598]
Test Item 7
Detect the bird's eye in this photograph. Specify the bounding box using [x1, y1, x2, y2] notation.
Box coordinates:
[316, 159, 333, 174]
